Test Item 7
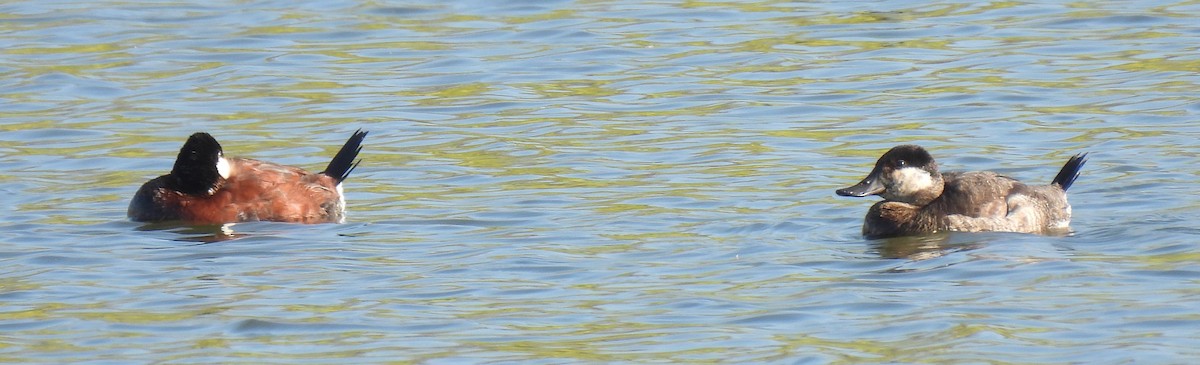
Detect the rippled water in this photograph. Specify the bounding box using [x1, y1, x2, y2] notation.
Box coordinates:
[3, 0, 1200, 363]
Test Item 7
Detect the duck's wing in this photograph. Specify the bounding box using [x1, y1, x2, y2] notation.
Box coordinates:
[939, 175, 1061, 234]
[938, 171, 1018, 218]
[221, 158, 342, 223]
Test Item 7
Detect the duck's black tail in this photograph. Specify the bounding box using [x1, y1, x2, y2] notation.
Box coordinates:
[322, 129, 368, 184]
[1051, 152, 1088, 191]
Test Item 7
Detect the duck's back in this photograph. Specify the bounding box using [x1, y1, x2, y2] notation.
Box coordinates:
[932, 171, 1021, 218]
[210, 158, 345, 223]
[931, 171, 1072, 233]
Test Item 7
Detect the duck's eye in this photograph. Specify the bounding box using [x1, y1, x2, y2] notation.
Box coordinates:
[896, 159, 907, 167]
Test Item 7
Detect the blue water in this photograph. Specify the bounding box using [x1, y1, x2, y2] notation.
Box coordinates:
[2, 0, 1200, 363]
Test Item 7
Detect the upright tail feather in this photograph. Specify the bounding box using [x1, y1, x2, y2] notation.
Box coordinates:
[1051, 152, 1088, 191]
[322, 129, 368, 183]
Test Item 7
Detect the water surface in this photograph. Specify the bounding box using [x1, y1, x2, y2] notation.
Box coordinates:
[2, 0, 1200, 363]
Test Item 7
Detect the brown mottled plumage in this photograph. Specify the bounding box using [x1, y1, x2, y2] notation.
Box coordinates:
[129, 130, 367, 224]
[837, 145, 1088, 238]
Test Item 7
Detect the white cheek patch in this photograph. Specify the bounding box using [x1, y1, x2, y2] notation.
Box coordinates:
[216, 155, 232, 179]
[891, 167, 934, 196]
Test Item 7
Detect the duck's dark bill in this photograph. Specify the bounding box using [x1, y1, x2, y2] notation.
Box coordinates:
[836, 175, 884, 197]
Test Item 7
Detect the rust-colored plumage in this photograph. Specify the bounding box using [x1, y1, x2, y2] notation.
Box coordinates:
[129, 130, 367, 224]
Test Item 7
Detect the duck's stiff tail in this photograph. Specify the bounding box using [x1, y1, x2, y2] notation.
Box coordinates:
[322, 129, 368, 184]
[1051, 152, 1088, 191]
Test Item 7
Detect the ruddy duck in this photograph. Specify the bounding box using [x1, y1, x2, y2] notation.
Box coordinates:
[128, 129, 368, 224]
[836, 145, 1087, 238]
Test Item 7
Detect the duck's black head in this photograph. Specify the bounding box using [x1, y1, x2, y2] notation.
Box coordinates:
[170, 132, 229, 195]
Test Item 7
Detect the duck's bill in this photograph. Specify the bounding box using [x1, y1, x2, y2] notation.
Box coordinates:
[836, 172, 885, 197]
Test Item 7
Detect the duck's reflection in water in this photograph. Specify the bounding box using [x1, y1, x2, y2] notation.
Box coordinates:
[870, 233, 982, 261]
[134, 221, 244, 243]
